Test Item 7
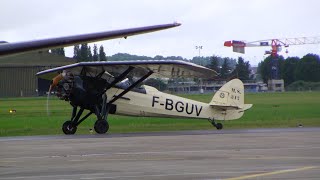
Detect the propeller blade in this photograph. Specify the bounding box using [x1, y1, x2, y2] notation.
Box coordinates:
[49, 73, 63, 92]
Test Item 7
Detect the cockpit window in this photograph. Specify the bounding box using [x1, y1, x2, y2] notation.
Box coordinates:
[115, 78, 146, 94]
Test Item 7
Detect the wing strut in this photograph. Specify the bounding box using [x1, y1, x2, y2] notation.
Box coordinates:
[108, 70, 153, 104]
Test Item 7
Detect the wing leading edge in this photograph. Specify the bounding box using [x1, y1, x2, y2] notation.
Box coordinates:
[0, 23, 180, 57]
[36, 60, 218, 80]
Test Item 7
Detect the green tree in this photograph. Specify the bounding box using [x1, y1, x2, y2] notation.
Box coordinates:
[79, 43, 89, 62]
[73, 45, 81, 61]
[281, 56, 299, 86]
[50, 48, 65, 56]
[208, 55, 220, 73]
[295, 54, 320, 82]
[165, 56, 184, 60]
[99, 45, 107, 61]
[234, 57, 251, 80]
[108, 53, 150, 61]
[92, 44, 98, 61]
[191, 56, 211, 66]
[220, 58, 232, 79]
[258, 55, 284, 83]
[88, 46, 93, 61]
[153, 55, 164, 60]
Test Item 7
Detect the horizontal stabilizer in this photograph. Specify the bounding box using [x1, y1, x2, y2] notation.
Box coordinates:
[210, 103, 240, 110]
[243, 104, 253, 110]
[210, 103, 252, 111]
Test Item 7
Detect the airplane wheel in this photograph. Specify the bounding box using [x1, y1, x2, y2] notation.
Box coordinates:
[216, 123, 223, 130]
[62, 121, 77, 135]
[94, 120, 109, 134]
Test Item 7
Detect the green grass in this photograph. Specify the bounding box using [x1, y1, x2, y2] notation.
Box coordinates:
[0, 92, 320, 136]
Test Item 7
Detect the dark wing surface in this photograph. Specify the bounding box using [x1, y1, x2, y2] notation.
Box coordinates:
[36, 60, 218, 80]
[0, 23, 180, 57]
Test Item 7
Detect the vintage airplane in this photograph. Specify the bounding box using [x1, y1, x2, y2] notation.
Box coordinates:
[1, 22, 252, 134]
[36, 61, 252, 134]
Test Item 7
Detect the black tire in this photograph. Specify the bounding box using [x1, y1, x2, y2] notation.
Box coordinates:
[62, 121, 77, 135]
[94, 120, 109, 134]
[216, 123, 223, 130]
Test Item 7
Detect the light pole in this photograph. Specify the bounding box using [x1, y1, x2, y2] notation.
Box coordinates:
[195, 45, 203, 65]
[195, 45, 204, 93]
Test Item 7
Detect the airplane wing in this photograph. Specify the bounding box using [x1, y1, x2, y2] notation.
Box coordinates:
[36, 60, 218, 80]
[0, 23, 180, 57]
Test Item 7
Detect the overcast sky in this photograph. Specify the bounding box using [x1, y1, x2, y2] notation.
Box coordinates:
[1, 0, 320, 66]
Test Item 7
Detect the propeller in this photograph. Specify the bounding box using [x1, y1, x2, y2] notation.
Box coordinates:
[47, 73, 63, 116]
[49, 73, 64, 93]
[46, 71, 74, 116]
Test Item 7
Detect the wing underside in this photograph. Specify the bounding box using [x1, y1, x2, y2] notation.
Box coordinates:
[36, 60, 218, 80]
[0, 23, 180, 57]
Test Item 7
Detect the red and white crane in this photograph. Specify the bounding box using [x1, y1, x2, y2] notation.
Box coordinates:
[224, 36, 320, 57]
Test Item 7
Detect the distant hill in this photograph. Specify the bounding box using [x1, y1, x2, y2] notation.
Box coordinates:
[107, 53, 187, 61]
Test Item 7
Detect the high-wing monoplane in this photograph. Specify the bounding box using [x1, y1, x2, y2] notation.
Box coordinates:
[36, 60, 252, 134]
[1, 22, 252, 134]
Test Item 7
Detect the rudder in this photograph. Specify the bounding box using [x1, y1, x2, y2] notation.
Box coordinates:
[210, 79, 244, 109]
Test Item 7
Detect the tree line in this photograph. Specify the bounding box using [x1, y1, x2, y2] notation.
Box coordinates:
[51, 45, 320, 85]
[258, 54, 320, 86]
[104, 53, 251, 81]
[50, 44, 107, 62]
[207, 56, 251, 81]
[73, 44, 107, 62]
[50, 45, 253, 81]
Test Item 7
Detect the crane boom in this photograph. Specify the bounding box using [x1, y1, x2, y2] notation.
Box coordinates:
[224, 36, 320, 54]
[276, 36, 320, 46]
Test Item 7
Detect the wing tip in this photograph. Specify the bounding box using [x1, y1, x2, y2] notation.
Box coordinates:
[173, 22, 182, 26]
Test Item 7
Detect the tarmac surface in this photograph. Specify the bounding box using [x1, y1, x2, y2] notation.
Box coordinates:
[0, 128, 319, 180]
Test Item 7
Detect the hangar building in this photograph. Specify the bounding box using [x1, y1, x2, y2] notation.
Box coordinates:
[0, 52, 76, 97]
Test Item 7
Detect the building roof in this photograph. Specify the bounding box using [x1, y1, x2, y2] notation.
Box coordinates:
[0, 51, 76, 66]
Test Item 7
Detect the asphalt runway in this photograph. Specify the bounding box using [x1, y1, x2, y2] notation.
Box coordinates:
[0, 128, 319, 180]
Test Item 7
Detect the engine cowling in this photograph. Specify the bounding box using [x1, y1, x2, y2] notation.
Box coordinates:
[56, 71, 74, 101]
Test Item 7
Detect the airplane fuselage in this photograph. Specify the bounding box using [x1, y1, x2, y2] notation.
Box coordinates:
[106, 85, 226, 120]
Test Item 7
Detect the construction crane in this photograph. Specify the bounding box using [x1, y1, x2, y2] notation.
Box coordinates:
[224, 36, 320, 80]
[224, 36, 320, 56]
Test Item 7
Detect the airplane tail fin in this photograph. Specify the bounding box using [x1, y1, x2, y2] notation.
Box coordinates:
[209, 79, 252, 120]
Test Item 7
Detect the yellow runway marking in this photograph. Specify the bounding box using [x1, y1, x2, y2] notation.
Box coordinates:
[225, 166, 317, 180]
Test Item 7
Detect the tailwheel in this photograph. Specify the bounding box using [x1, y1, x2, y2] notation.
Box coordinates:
[62, 120, 77, 135]
[94, 119, 109, 134]
[208, 119, 223, 130]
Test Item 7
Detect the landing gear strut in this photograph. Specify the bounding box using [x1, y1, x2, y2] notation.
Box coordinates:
[208, 118, 223, 130]
[61, 106, 94, 135]
[93, 94, 109, 134]
[61, 103, 110, 135]
[61, 94, 110, 135]
[57, 67, 153, 135]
